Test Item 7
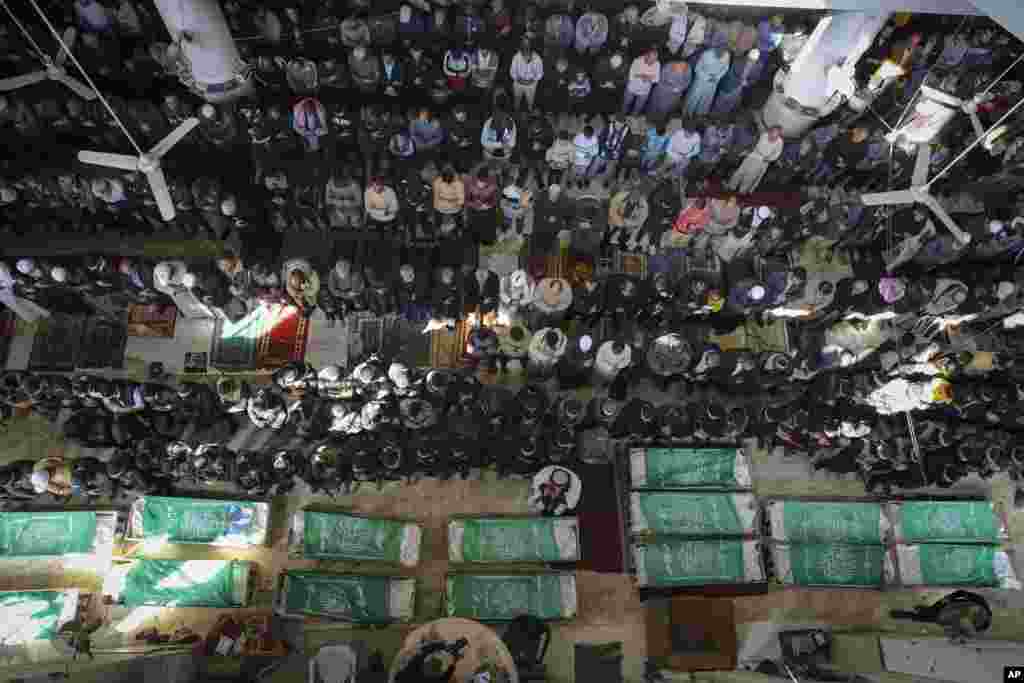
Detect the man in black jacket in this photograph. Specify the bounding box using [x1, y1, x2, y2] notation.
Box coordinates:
[592, 48, 629, 115]
[395, 639, 469, 683]
[531, 184, 570, 254]
[556, 333, 597, 389]
[444, 105, 480, 174]
[521, 111, 555, 183]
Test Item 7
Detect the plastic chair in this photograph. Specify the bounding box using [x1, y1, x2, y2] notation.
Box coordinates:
[308, 640, 368, 683]
[574, 642, 623, 683]
[501, 615, 550, 681]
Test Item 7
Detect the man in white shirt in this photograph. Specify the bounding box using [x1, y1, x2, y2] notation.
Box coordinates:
[595, 339, 632, 385]
[623, 49, 660, 115]
[153, 260, 190, 299]
[364, 176, 399, 228]
[666, 11, 688, 55]
[727, 126, 784, 194]
[510, 40, 544, 112]
[666, 124, 701, 178]
[154, 261, 213, 319]
[499, 269, 534, 325]
[572, 125, 600, 184]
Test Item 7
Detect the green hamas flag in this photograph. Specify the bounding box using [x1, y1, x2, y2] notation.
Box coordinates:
[635, 538, 749, 587]
[898, 502, 1000, 543]
[302, 512, 405, 562]
[121, 559, 248, 607]
[783, 544, 886, 586]
[780, 502, 883, 544]
[0, 511, 98, 557]
[141, 497, 260, 545]
[459, 518, 563, 563]
[0, 590, 77, 642]
[632, 492, 747, 536]
[446, 574, 567, 621]
[281, 572, 393, 622]
[917, 545, 998, 586]
[637, 448, 742, 488]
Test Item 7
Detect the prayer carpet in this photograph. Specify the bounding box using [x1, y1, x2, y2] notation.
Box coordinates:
[210, 308, 263, 372]
[383, 316, 432, 369]
[28, 314, 84, 372]
[255, 303, 310, 370]
[126, 303, 178, 338]
[430, 319, 471, 369]
[0, 310, 15, 369]
[78, 317, 128, 369]
[614, 250, 648, 278]
[575, 462, 626, 574]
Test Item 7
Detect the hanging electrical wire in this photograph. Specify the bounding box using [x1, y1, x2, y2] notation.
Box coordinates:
[883, 15, 972, 259]
[24, 0, 145, 157]
[926, 94, 1024, 190]
[979, 51, 1024, 97]
[905, 411, 927, 485]
[0, 0, 48, 61]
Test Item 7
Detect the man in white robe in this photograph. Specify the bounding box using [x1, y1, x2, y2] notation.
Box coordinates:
[499, 269, 534, 325]
[727, 126, 784, 194]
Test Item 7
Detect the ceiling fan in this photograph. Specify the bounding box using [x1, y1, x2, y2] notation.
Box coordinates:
[859, 84, 1024, 247]
[78, 118, 199, 221]
[0, 0, 96, 101]
[12, 0, 198, 220]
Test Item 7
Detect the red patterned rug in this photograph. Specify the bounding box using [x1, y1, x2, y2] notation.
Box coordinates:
[700, 178, 804, 210]
[255, 304, 310, 369]
[0, 310, 15, 369]
[576, 462, 626, 574]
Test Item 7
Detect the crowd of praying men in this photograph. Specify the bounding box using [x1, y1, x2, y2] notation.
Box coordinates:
[2, 230, 1024, 504]
[1, 2, 1022, 251]
[1, 5, 1024, 502]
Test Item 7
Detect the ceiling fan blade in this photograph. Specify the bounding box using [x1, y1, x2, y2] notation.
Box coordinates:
[0, 71, 46, 90]
[149, 117, 199, 159]
[77, 150, 141, 171]
[920, 194, 972, 246]
[54, 73, 96, 100]
[145, 165, 175, 221]
[55, 27, 76, 65]
[859, 190, 919, 207]
[911, 143, 932, 188]
[920, 84, 963, 109]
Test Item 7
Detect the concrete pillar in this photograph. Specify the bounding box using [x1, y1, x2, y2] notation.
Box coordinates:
[152, 0, 253, 103]
[761, 11, 890, 138]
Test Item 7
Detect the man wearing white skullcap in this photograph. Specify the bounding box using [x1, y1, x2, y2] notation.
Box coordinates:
[153, 260, 189, 297]
[30, 470, 49, 494]
[154, 260, 216, 319]
[527, 327, 568, 377]
[595, 339, 632, 385]
[0, 262, 50, 322]
[15, 259, 41, 279]
[91, 177, 126, 206]
[31, 456, 71, 497]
